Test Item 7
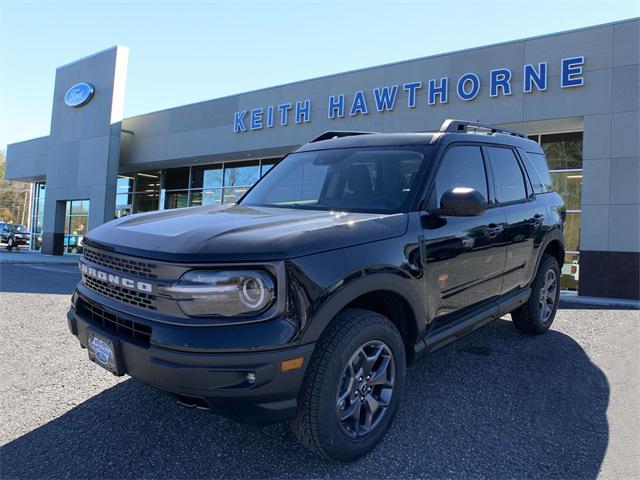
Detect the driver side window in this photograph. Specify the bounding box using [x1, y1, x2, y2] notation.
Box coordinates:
[434, 145, 488, 207]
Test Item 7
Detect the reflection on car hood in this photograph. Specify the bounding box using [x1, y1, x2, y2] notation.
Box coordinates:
[85, 204, 408, 262]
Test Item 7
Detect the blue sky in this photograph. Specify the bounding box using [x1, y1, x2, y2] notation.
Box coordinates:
[1, 0, 638, 149]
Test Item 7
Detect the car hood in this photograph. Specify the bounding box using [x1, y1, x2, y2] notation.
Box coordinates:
[85, 204, 408, 262]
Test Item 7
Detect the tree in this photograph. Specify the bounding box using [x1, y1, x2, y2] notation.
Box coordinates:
[0, 151, 31, 225]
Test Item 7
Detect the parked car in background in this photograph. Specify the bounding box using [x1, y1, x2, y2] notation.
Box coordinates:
[0, 223, 30, 251]
[561, 255, 580, 290]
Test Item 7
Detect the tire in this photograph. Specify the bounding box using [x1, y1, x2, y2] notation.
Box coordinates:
[512, 255, 561, 334]
[290, 308, 406, 462]
[6, 238, 14, 251]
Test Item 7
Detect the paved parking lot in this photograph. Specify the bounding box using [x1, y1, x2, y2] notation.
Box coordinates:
[1, 263, 638, 479]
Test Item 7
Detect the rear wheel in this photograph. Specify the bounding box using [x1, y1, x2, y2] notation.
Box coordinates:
[290, 308, 406, 461]
[6, 238, 14, 251]
[512, 255, 561, 334]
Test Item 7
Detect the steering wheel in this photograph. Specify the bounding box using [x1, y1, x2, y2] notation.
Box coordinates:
[367, 196, 402, 209]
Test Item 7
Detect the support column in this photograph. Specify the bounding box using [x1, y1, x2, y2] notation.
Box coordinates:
[40, 46, 129, 255]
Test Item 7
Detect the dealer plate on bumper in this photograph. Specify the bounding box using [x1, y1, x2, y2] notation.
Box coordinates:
[87, 329, 123, 376]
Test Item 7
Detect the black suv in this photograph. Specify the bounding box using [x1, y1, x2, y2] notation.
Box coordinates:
[1, 223, 29, 251]
[68, 119, 565, 461]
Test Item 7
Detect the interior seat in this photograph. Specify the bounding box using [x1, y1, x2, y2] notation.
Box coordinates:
[344, 165, 373, 207]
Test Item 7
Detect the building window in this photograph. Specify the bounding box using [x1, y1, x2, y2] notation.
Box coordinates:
[121, 159, 280, 214]
[191, 164, 223, 190]
[30, 182, 45, 250]
[529, 132, 583, 292]
[157, 158, 280, 211]
[190, 164, 223, 207]
[64, 199, 89, 254]
[189, 189, 223, 207]
[132, 171, 161, 213]
[540, 132, 582, 170]
[222, 160, 260, 205]
[261, 160, 277, 176]
[163, 167, 190, 210]
[165, 190, 189, 209]
[115, 175, 134, 218]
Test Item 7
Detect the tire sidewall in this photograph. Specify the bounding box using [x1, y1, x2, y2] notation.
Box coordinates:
[316, 315, 406, 460]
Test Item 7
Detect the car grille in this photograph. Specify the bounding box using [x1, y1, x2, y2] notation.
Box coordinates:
[83, 276, 158, 311]
[83, 246, 159, 279]
[78, 296, 152, 347]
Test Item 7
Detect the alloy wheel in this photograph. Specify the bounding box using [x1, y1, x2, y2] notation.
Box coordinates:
[539, 268, 557, 323]
[335, 340, 395, 438]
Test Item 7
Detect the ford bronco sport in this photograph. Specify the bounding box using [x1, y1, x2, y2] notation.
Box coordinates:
[68, 119, 565, 461]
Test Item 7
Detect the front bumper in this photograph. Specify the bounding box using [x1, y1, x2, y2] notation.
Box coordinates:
[67, 297, 315, 425]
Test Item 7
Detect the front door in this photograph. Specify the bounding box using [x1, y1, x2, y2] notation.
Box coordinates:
[422, 144, 507, 320]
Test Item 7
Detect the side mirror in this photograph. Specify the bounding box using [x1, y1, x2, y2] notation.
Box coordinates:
[431, 187, 487, 216]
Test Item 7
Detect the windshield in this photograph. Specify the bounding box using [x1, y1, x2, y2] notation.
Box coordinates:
[241, 146, 431, 213]
[5, 224, 26, 232]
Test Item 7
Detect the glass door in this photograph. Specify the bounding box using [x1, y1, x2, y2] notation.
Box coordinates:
[64, 200, 89, 254]
[30, 182, 46, 250]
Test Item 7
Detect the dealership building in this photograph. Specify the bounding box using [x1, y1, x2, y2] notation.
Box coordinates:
[5, 18, 639, 299]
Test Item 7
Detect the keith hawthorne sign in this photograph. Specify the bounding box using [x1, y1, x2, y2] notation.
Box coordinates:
[233, 56, 585, 133]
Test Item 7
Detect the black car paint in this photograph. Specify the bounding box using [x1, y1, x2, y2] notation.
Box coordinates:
[68, 130, 565, 424]
[85, 206, 411, 262]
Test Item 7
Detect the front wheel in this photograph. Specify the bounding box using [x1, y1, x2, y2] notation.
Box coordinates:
[512, 255, 561, 334]
[290, 308, 406, 461]
[6, 238, 14, 251]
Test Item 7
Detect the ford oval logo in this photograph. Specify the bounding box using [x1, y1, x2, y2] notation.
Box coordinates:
[64, 82, 95, 108]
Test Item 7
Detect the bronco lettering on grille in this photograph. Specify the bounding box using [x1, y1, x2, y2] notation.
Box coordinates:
[80, 263, 153, 293]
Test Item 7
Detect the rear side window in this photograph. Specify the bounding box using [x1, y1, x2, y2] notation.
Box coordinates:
[434, 146, 488, 205]
[486, 147, 527, 203]
[521, 151, 553, 194]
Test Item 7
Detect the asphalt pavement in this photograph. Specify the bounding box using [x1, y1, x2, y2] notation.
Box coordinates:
[0, 263, 81, 294]
[1, 263, 638, 479]
[0, 248, 80, 266]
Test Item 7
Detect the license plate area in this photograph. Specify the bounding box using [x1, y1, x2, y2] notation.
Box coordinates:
[87, 329, 124, 376]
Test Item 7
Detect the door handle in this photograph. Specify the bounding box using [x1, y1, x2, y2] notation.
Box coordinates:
[485, 223, 504, 238]
[531, 213, 544, 226]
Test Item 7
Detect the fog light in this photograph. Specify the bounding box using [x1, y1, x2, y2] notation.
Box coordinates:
[246, 372, 256, 384]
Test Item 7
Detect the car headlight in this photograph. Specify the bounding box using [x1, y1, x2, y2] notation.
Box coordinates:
[159, 270, 276, 317]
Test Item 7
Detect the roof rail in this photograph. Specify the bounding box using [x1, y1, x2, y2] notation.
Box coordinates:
[439, 119, 526, 138]
[310, 131, 377, 143]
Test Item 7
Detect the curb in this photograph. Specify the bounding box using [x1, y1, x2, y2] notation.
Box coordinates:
[560, 295, 640, 310]
[0, 253, 81, 266]
[0, 260, 80, 266]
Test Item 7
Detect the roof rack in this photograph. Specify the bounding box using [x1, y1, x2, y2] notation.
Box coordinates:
[439, 119, 526, 138]
[310, 131, 377, 143]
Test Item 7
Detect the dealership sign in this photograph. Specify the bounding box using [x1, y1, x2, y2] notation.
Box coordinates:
[64, 82, 95, 108]
[233, 56, 585, 133]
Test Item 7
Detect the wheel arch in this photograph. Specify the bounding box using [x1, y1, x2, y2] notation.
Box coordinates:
[299, 272, 426, 364]
[543, 237, 565, 267]
[531, 229, 565, 286]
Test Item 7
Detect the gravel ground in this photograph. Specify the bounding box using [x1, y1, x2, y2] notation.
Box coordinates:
[1, 264, 639, 479]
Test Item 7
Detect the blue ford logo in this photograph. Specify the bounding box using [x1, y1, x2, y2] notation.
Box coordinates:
[64, 82, 95, 108]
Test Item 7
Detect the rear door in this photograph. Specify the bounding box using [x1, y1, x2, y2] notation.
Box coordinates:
[422, 144, 507, 319]
[484, 145, 542, 293]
